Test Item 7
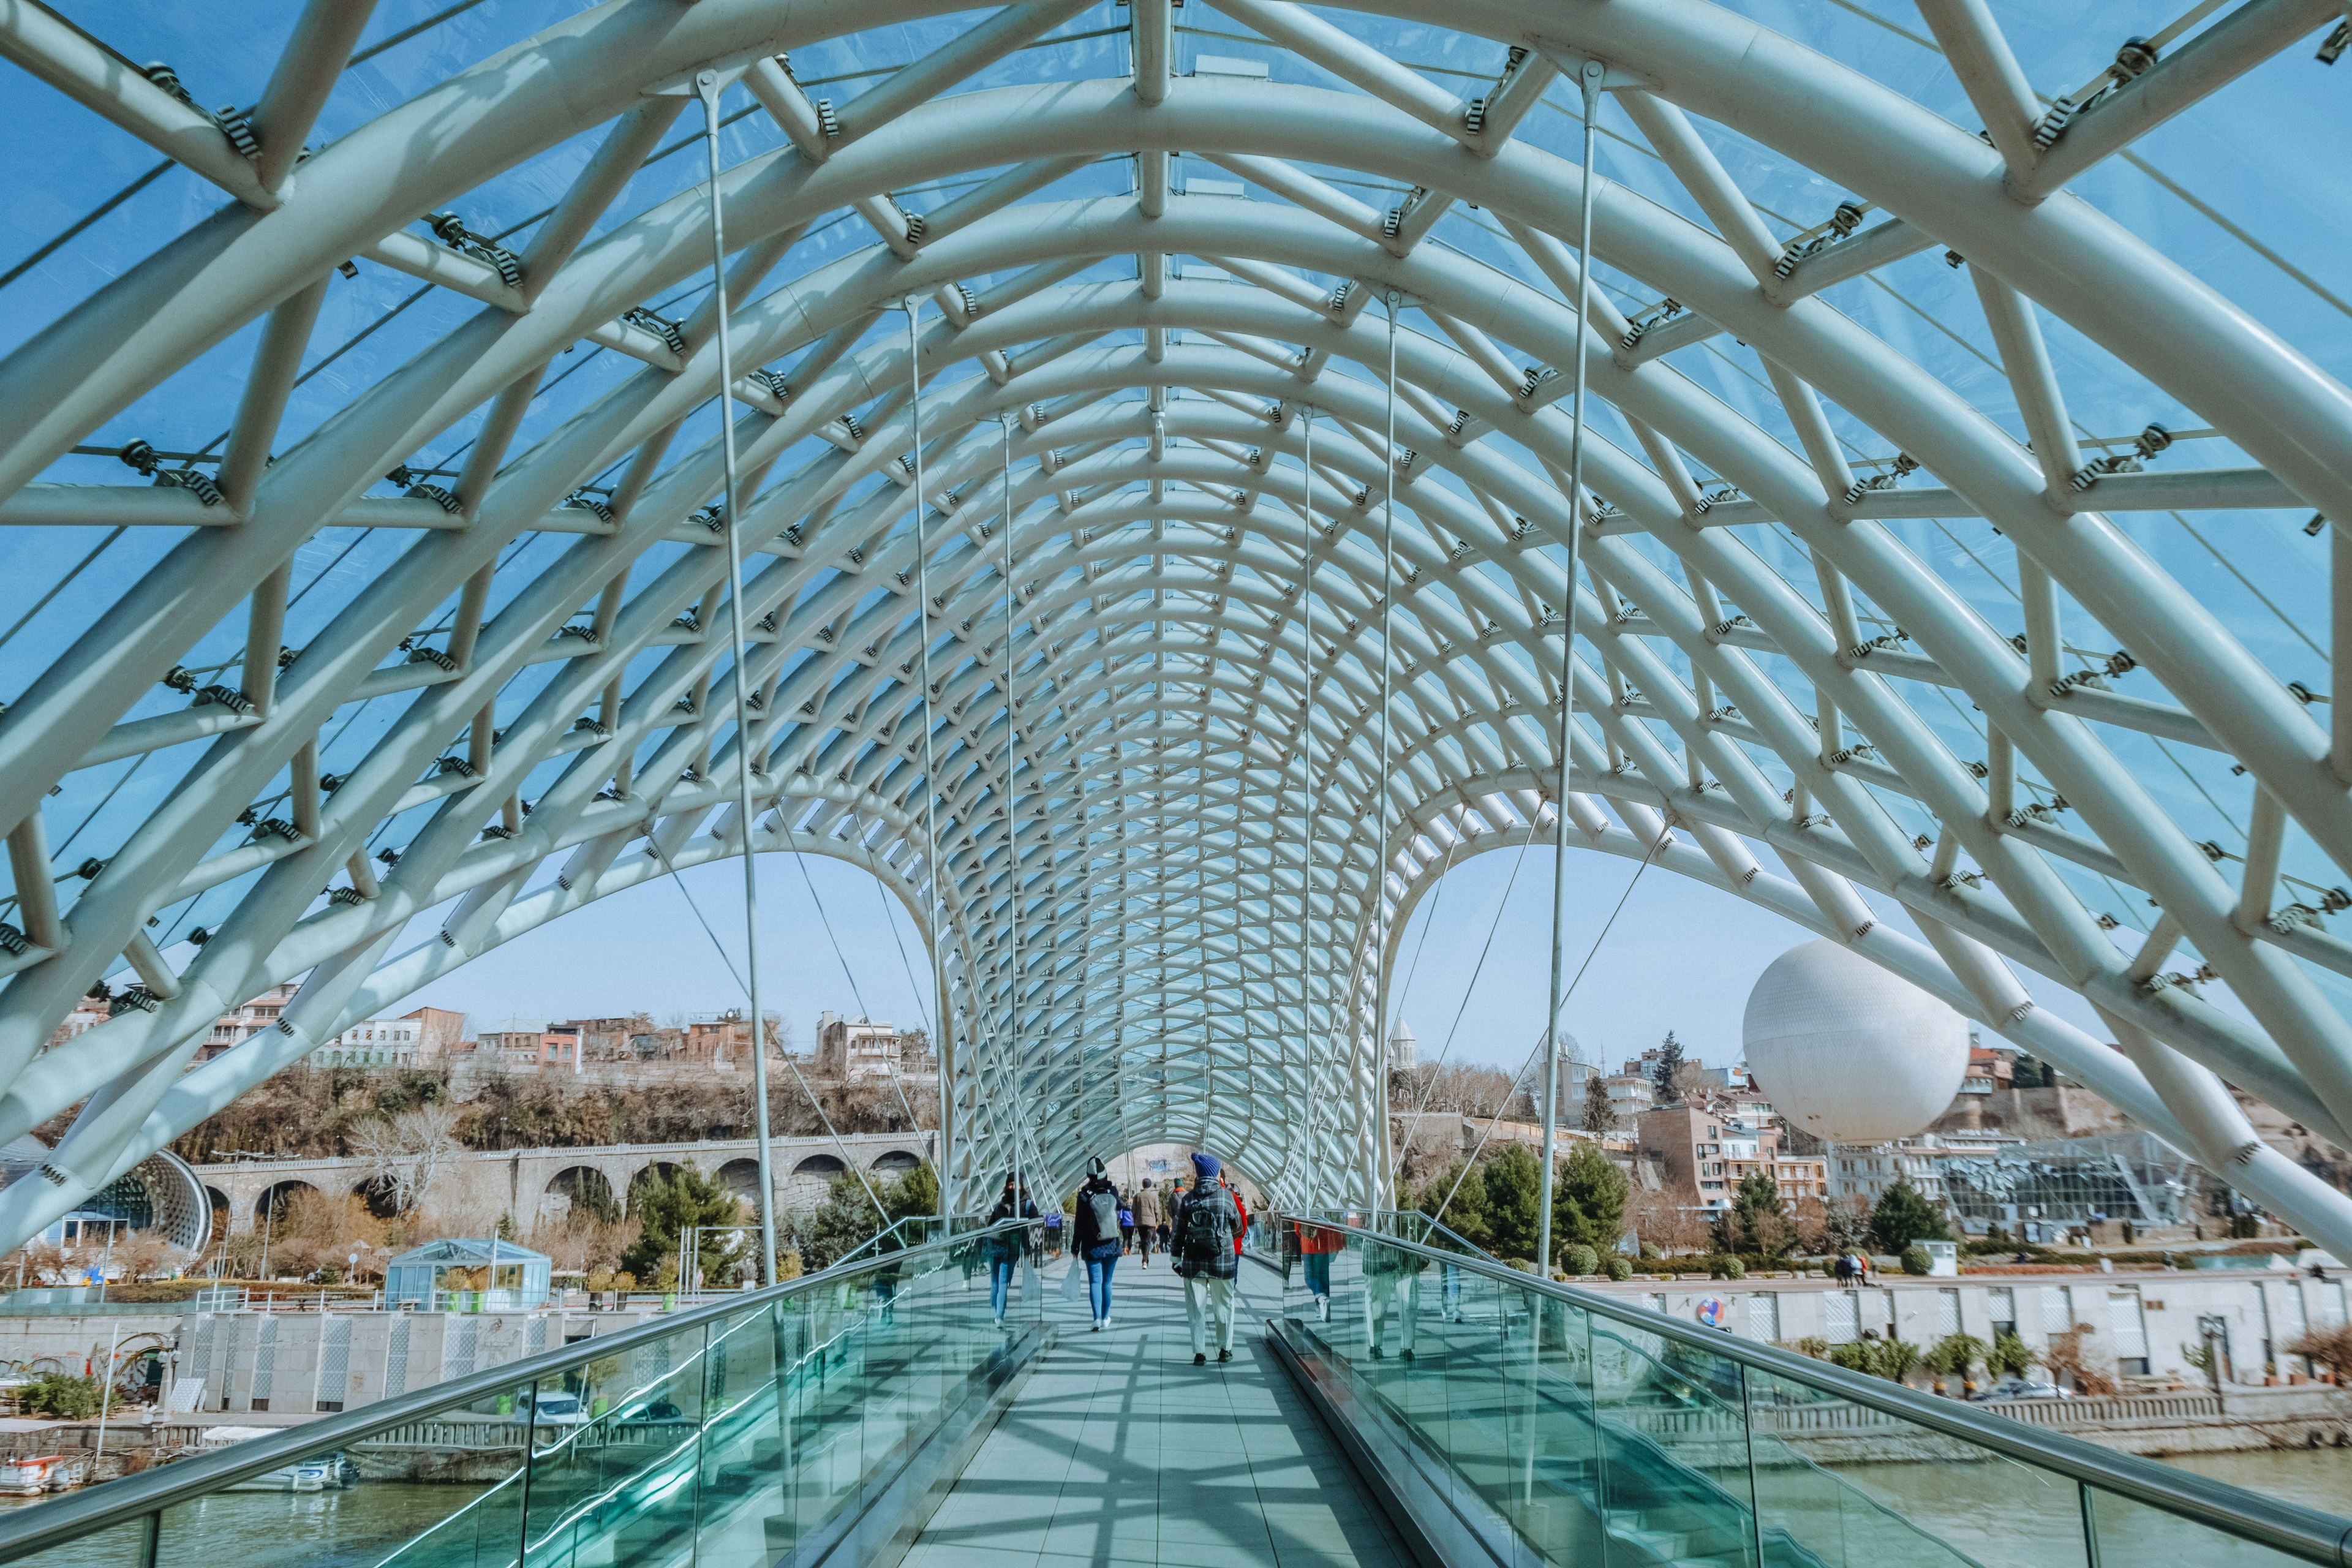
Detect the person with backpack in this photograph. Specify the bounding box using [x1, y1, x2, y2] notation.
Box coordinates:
[1132, 1180, 1163, 1267]
[1171, 1153, 1242, 1363]
[1072, 1157, 1125, 1331]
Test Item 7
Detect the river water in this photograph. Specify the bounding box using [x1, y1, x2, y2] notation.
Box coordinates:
[2162, 1447, 2352, 1515]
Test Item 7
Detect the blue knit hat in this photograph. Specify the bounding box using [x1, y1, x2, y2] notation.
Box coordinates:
[1191, 1152, 1221, 1182]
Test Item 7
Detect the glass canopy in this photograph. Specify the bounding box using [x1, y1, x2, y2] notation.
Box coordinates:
[1, 0, 2350, 1256]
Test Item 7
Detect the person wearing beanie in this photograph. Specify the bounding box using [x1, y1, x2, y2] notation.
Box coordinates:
[1170, 1152, 1242, 1363]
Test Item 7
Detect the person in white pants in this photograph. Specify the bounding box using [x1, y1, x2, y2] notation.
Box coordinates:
[1185, 1273, 1236, 1358]
[1172, 1152, 1243, 1364]
[1365, 1255, 1419, 1360]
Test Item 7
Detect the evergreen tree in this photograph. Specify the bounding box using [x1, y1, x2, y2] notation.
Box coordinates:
[1820, 1197, 1874, 1254]
[1650, 1032, 1686, 1101]
[1719, 1171, 1794, 1259]
[1553, 1142, 1630, 1253]
[1870, 1177, 1950, 1252]
[1416, 1159, 1493, 1251]
[1480, 1145, 1545, 1262]
[888, 1160, 940, 1223]
[622, 1165, 750, 1282]
[1580, 1076, 1619, 1133]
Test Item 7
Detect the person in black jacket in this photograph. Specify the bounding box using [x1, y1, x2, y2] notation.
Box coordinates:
[1170, 1153, 1242, 1364]
[1072, 1157, 1125, 1330]
[986, 1174, 1039, 1327]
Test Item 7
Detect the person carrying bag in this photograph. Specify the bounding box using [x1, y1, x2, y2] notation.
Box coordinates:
[985, 1174, 1039, 1328]
[1072, 1158, 1125, 1330]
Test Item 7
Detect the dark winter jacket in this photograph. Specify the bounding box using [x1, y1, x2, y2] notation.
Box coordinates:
[986, 1191, 1039, 1261]
[1074, 1178, 1124, 1261]
[1170, 1183, 1242, 1280]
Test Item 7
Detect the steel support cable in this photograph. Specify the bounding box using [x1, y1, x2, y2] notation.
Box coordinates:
[1370, 290, 1401, 1212]
[1392, 803, 1463, 1031]
[1428, 820, 1672, 1231]
[1534, 61, 1604, 1283]
[996, 410, 1040, 1194]
[1302, 879, 1379, 1208]
[1389, 815, 1540, 1184]
[1295, 409, 1319, 1189]
[872, 874, 937, 1038]
[696, 70, 779, 1286]
[638, 823, 891, 1228]
[781, 845, 925, 1136]
[900, 295, 967, 1216]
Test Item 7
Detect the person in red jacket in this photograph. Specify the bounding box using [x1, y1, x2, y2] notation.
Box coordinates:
[1295, 1218, 1343, 1320]
[1227, 1182, 1250, 1256]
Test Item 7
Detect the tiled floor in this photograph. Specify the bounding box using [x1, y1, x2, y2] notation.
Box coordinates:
[900, 1256, 1411, 1568]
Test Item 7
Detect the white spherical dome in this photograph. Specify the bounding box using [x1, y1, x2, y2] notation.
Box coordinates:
[1741, 941, 1968, 1144]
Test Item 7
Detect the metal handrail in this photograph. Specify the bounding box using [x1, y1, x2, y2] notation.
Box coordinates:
[1314, 1220, 2352, 1568]
[0, 1221, 1025, 1566]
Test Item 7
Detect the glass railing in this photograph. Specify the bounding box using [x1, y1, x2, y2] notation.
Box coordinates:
[0, 1219, 1044, 1568]
[1261, 1216, 2352, 1568]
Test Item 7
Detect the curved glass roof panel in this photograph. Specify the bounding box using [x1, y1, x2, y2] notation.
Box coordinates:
[1, 0, 2350, 1254]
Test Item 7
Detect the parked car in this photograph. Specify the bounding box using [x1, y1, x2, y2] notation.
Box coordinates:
[520, 1389, 589, 1427]
[1972, 1378, 2071, 1403]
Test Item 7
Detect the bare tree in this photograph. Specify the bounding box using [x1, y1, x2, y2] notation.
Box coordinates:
[347, 1102, 464, 1215]
[1399, 1063, 1523, 1119]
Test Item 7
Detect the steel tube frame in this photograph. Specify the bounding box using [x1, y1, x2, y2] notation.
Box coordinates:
[3, 4, 2350, 1257]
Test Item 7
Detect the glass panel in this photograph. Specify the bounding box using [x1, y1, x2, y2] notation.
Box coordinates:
[2086, 1485, 2316, 1568]
[156, 1373, 535, 1568]
[1514, 1283, 1606, 1568]
[1587, 1309, 1759, 1568]
[518, 1321, 707, 1568]
[693, 1302, 785, 1568]
[1743, 1365, 2086, 1568]
[1, 1513, 153, 1568]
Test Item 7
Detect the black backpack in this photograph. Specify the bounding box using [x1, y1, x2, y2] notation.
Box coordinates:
[1085, 1187, 1120, 1243]
[1183, 1187, 1237, 1262]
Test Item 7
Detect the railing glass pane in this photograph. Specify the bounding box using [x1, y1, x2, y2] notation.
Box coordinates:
[0, 1222, 1036, 1568]
[2086, 1484, 2317, 1568]
[1589, 1310, 1758, 1568]
[1743, 1365, 2084, 1568]
[160, 1370, 536, 1568]
[2, 1516, 150, 1568]
[1266, 1218, 2351, 1568]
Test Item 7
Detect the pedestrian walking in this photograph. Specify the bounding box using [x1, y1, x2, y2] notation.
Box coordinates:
[1172, 1153, 1243, 1364]
[1363, 1232, 1420, 1361]
[986, 1174, 1039, 1328]
[1132, 1180, 1163, 1267]
[1118, 1196, 1136, 1256]
[1074, 1158, 1124, 1330]
[1296, 1216, 1341, 1320]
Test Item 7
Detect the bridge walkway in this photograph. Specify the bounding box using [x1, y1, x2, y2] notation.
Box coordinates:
[902, 1256, 1408, 1568]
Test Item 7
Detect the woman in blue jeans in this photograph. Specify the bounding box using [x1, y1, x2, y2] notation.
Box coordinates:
[1072, 1157, 1125, 1330]
[986, 1174, 1039, 1326]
